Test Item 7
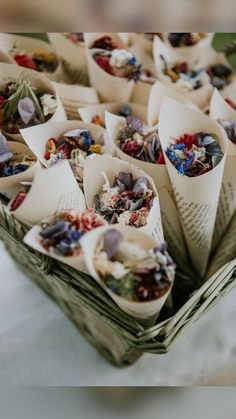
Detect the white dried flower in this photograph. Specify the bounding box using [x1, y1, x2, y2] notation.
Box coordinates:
[40, 94, 57, 116]
[109, 49, 134, 68]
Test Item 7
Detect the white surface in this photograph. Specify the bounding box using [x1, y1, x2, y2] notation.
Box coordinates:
[1, 240, 236, 386]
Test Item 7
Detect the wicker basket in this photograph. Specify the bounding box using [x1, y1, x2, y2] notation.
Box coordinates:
[1, 195, 236, 367]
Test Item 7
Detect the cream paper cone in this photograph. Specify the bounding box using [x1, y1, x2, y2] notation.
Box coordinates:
[0, 33, 65, 82]
[86, 48, 135, 102]
[20, 120, 108, 170]
[221, 79, 236, 103]
[47, 33, 87, 77]
[80, 224, 174, 326]
[129, 33, 154, 54]
[206, 211, 236, 279]
[83, 154, 164, 243]
[0, 63, 67, 143]
[0, 141, 40, 199]
[147, 80, 198, 127]
[53, 81, 99, 120]
[161, 33, 214, 65]
[210, 88, 236, 250]
[159, 98, 229, 278]
[153, 36, 213, 109]
[79, 101, 147, 126]
[105, 110, 189, 268]
[8, 160, 86, 226]
[83, 33, 125, 49]
[24, 217, 89, 275]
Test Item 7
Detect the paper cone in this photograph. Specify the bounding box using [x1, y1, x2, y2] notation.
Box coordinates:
[0, 141, 40, 199]
[220, 79, 236, 104]
[147, 80, 198, 127]
[158, 98, 229, 278]
[24, 215, 90, 274]
[210, 88, 236, 250]
[0, 33, 65, 82]
[105, 110, 189, 268]
[161, 33, 214, 65]
[86, 48, 135, 102]
[80, 224, 174, 326]
[8, 160, 86, 226]
[153, 36, 213, 109]
[206, 211, 236, 279]
[129, 33, 154, 54]
[20, 120, 108, 173]
[47, 33, 88, 76]
[53, 81, 99, 120]
[79, 101, 147, 126]
[0, 63, 67, 143]
[83, 154, 164, 243]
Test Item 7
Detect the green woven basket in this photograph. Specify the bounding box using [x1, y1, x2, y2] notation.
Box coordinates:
[1, 196, 236, 366]
[1, 33, 236, 366]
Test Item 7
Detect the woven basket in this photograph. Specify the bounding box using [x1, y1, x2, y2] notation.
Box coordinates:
[1, 195, 236, 366]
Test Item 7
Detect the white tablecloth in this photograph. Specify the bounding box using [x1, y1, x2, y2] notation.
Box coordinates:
[1, 240, 236, 385]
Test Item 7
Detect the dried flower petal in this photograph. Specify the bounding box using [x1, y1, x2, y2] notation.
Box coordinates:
[18, 97, 35, 124]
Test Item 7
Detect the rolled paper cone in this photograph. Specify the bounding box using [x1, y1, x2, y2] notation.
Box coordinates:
[47, 33, 88, 76]
[104, 110, 190, 268]
[79, 101, 147, 126]
[86, 48, 135, 102]
[83, 154, 164, 243]
[198, 46, 235, 77]
[80, 224, 174, 327]
[83, 33, 125, 49]
[210, 88, 236, 158]
[20, 120, 107, 168]
[210, 88, 236, 250]
[158, 98, 229, 278]
[153, 36, 213, 109]
[0, 141, 40, 199]
[129, 33, 153, 54]
[130, 81, 152, 106]
[8, 160, 86, 226]
[53, 81, 99, 120]
[0, 33, 65, 82]
[161, 33, 214, 65]
[23, 217, 88, 274]
[0, 63, 67, 143]
[206, 211, 236, 279]
[129, 41, 157, 78]
[0, 50, 14, 64]
[221, 79, 236, 103]
[147, 80, 199, 127]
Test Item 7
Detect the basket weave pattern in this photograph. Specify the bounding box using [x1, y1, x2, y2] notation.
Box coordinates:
[1, 197, 236, 366]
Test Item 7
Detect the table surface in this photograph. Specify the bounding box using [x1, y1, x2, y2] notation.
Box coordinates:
[1, 240, 236, 386]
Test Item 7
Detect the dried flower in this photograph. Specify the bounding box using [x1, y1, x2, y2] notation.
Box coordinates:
[160, 55, 204, 91]
[95, 171, 154, 227]
[12, 48, 58, 73]
[44, 129, 103, 183]
[40, 209, 106, 257]
[94, 49, 141, 81]
[207, 64, 232, 90]
[0, 133, 35, 178]
[94, 230, 175, 302]
[168, 33, 205, 47]
[166, 132, 223, 177]
[117, 116, 164, 164]
[218, 119, 236, 144]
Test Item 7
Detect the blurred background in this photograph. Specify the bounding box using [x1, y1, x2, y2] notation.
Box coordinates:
[0, 0, 236, 31]
[0, 388, 236, 419]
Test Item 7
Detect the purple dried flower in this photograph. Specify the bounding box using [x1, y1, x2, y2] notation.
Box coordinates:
[0, 133, 13, 163]
[18, 97, 35, 124]
[103, 229, 123, 259]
